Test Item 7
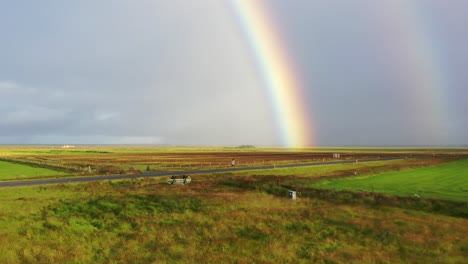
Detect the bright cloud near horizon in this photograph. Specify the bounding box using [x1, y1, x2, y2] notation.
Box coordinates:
[1, 0, 467, 146]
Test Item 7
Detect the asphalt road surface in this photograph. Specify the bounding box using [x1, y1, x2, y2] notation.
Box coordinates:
[0, 157, 402, 188]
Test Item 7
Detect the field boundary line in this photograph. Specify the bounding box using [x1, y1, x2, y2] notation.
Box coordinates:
[0, 157, 404, 188]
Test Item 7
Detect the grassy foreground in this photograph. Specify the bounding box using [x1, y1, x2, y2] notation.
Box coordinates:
[311, 159, 468, 202]
[0, 176, 467, 263]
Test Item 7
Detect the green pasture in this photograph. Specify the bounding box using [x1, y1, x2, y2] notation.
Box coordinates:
[0, 160, 67, 180]
[237, 159, 414, 177]
[312, 159, 468, 202]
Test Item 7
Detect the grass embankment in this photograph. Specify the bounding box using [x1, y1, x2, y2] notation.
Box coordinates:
[311, 159, 468, 202]
[0, 178, 466, 263]
[0, 160, 67, 180]
[236, 158, 434, 177]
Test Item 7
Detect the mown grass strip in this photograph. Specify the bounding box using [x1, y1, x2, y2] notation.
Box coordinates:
[311, 159, 468, 202]
[0, 160, 67, 180]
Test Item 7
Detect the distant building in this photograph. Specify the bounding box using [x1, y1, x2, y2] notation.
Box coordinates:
[62, 145, 76, 149]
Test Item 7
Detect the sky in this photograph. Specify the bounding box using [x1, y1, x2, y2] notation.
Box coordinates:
[0, 0, 467, 146]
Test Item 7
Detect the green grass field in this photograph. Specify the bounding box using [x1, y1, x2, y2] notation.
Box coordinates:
[0, 178, 466, 263]
[0, 160, 67, 180]
[237, 159, 419, 177]
[312, 159, 468, 201]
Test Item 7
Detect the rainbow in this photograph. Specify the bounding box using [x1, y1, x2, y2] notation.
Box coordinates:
[378, 0, 451, 143]
[230, 0, 315, 147]
[231, 0, 453, 146]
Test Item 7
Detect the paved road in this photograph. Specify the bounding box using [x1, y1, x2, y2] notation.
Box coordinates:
[0, 157, 402, 188]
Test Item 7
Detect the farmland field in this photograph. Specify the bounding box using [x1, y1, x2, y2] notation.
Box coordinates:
[0, 146, 467, 263]
[0, 145, 463, 178]
[0, 160, 67, 180]
[311, 158, 468, 201]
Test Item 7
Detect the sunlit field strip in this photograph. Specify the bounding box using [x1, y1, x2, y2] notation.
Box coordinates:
[0, 160, 67, 180]
[311, 159, 468, 201]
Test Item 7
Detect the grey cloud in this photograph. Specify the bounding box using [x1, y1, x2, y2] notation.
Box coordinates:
[0, 1, 275, 145]
[0, 0, 466, 146]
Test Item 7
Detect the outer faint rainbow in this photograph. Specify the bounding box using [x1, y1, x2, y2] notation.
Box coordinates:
[380, 0, 451, 143]
[230, 0, 314, 147]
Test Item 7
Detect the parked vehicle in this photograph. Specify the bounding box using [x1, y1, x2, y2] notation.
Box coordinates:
[167, 175, 191, 185]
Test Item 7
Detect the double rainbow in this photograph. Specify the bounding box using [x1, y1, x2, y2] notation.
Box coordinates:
[231, 0, 452, 146]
